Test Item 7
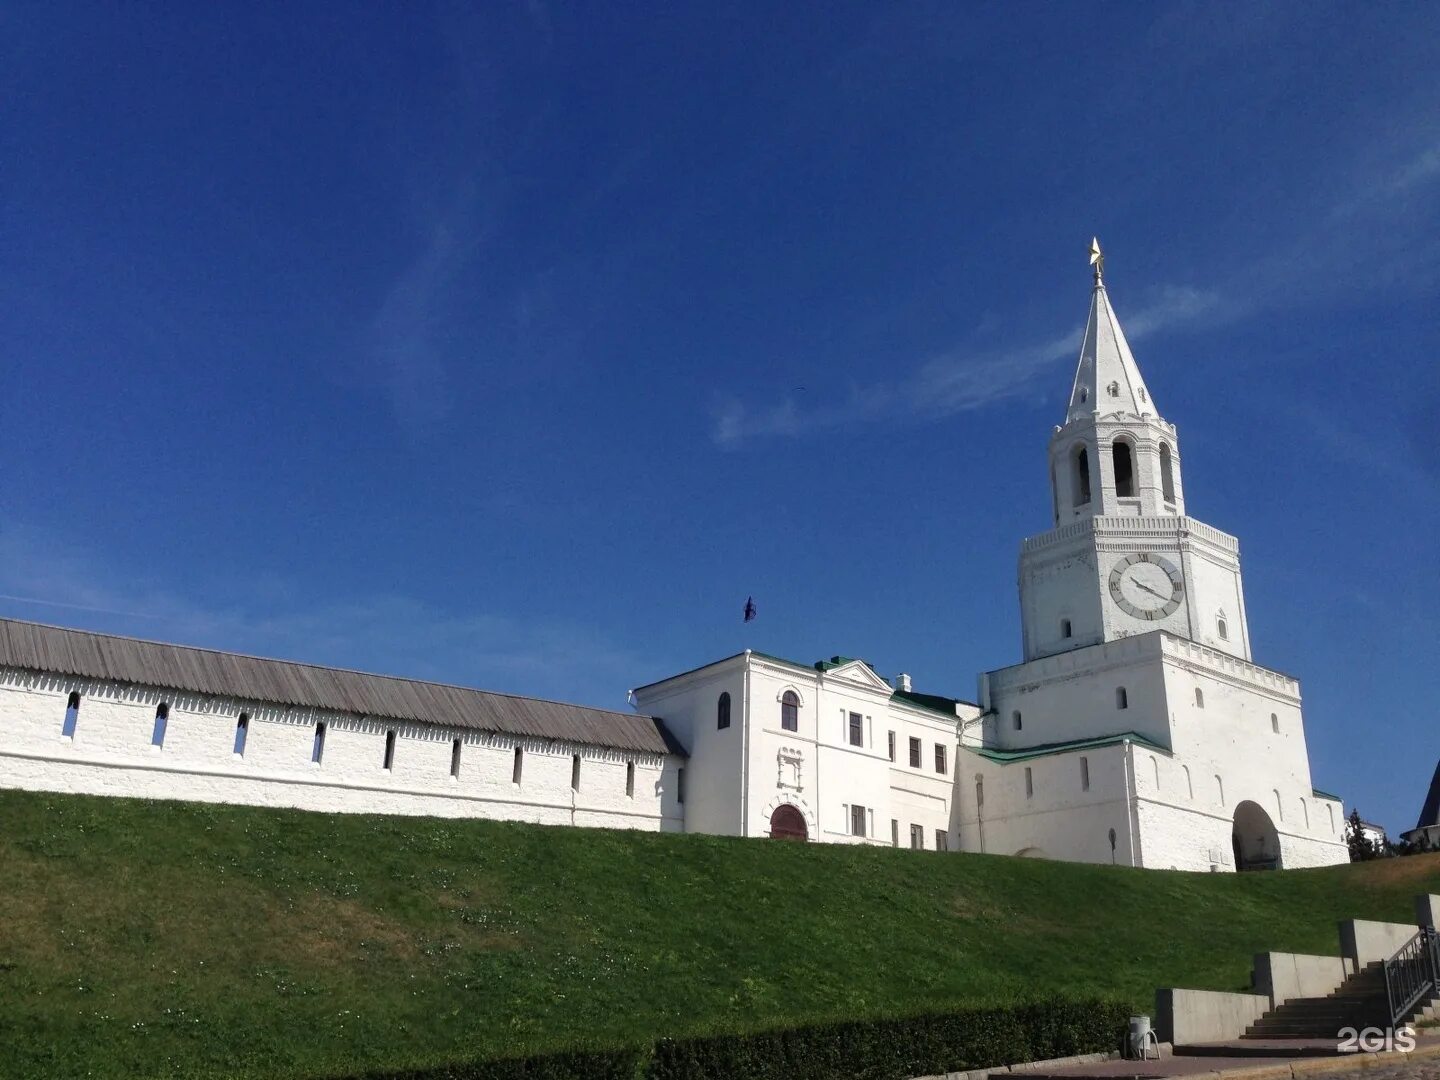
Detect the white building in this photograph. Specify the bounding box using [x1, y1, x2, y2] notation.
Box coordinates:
[0, 246, 1349, 871]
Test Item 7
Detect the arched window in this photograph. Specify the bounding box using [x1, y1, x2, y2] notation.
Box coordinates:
[1072, 445, 1091, 506]
[62, 691, 81, 738]
[717, 691, 731, 730]
[1060, 618, 1072, 639]
[1115, 686, 1128, 710]
[1271, 713, 1280, 734]
[312, 721, 327, 764]
[234, 713, 250, 756]
[780, 690, 799, 731]
[1112, 439, 1135, 497]
[450, 738, 462, 778]
[151, 703, 170, 748]
[383, 730, 396, 770]
[512, 745, 524, 784]
[1217, 616, 1229, 640]
[1159, 442, 1176, 503]
[1194, 687, 1204, 708]
[1107, 380, 1120, 398]
[1012, 710, 1023, 732]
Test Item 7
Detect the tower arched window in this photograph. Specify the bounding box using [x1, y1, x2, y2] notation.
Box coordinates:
[1072, 445, 1091, 506]
[1012, 710, 1023, 732]
[1217, 615, 1229, 641]
[1115, 686, 1128, 710]
[717, 691, 731, 730]
[780, 690, 799, 731]
[1271, 713, 1280, 734]
[1159, 442, 1176, 504]
[1194, 687, 1204, 709]
[1107, 380, 1120, 398]
[1112, 439, 1135, 498]
[1060, 618, 1072, 639]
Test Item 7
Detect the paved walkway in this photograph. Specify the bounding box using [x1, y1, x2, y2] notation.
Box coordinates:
[1003, 1032, 1440, 1080]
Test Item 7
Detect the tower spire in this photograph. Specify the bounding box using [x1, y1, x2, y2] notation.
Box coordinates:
[1065, 239, 1155, 424]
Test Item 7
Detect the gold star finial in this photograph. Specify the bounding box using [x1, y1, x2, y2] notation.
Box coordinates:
[1089, 237, 1104, 284]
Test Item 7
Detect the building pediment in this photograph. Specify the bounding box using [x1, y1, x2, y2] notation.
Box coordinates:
[819, 659, 893, 694]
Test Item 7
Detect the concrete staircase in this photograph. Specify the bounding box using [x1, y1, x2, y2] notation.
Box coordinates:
[1241, 964, 1389, 1039]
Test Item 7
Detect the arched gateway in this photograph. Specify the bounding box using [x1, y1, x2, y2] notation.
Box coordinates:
[769, 804, 808, 841]
[1232, 800, 1281, 871]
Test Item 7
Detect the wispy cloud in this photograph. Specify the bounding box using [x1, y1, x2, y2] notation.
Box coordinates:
[366, 188, 485, 432]
[712, 285, 1220, 448]
[0, 528, 647, 712]
[712, 135, 1440, 450]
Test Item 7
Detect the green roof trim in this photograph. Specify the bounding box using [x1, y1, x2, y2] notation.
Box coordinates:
[1311, 787, 1342, 802]
[964, 731, 1171, 764]
[890, 689, 963, 719]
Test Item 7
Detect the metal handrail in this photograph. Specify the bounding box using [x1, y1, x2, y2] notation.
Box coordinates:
[1384, 925, 1438, 1027]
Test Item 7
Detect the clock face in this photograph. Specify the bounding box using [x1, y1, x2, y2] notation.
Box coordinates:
[1108, 553, 1184, 620]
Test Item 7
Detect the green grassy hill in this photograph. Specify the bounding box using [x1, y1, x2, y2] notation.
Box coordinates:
[1, 789, 1436, 1079]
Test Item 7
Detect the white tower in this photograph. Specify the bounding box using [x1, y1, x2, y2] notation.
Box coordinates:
[1018, 242, 1252, 663]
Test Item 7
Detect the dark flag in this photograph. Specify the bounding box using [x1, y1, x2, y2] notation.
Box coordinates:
[743, 596, 756, 622]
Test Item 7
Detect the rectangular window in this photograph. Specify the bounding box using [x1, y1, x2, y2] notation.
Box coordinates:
[934, 744, 947, 774]
[850, 803, 867, 837]
[848, 711, 864, 747]
[887, 730, 896, 762]
[450, 738, 462, 778]
[626, 761, 635, 798]
[571, 754, 582, 791]
[908, 737, 921, 768]
[512, 746, 524, 784]
[234, 713, 250, 757]
[1080, 756, 1090, 792]
[383, 730, 396, 771]
[935, 829, 949, 852]
[677, 767, 685, 804]
[311, 722, 326, 764]
[910, 823, 923, 850]
[151, 704, 169, 748]
[1025, 766, 1034, 799]
[890, 819, 899, 847]
[62, 692, 80, 738]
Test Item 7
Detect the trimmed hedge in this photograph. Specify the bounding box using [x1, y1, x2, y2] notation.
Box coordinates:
[361, 998, 1130, 1080]
[648, 998, 1131, 1080]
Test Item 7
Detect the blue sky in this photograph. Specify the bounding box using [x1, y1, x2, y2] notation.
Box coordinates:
[2, 4, 1437, 835]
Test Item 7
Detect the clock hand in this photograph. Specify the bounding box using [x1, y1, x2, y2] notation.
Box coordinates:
[1132, 580, 1168, 600]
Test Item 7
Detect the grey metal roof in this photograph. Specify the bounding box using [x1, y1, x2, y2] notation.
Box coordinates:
[0, 618, 683, 757]
[1417, 759, 1440, 830]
